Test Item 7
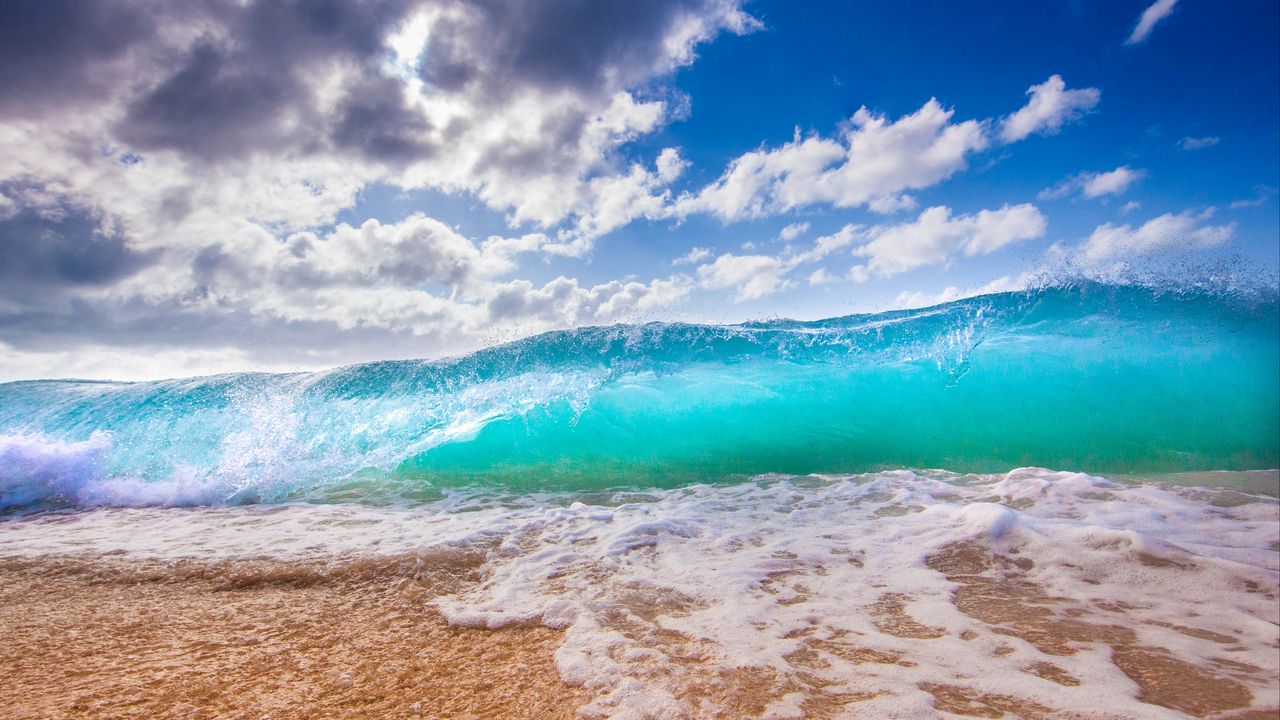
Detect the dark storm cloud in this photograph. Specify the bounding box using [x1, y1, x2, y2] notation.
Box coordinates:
[0, 0, 158, 117]
[119, 41, 305, 160]
[117, 0, 421, 162]
[422, 0, 715, 94]
[417, 0, 740, 179]
[331, 74, 433, 163]
[6, 0, 737, 167]
[0, 184, 156, 300]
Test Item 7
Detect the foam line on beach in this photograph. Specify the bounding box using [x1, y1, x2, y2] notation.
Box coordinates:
[2, 468, 1275, 718]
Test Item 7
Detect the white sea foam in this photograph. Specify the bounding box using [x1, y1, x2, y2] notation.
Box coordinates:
[0, 468, 1276, 718]
[0, 432, 230, 508]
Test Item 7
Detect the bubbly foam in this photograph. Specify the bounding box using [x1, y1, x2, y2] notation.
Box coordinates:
[2, 469, 1275, 718]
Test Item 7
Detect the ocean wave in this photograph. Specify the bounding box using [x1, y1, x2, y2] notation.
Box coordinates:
[0, 281, 1276, 510]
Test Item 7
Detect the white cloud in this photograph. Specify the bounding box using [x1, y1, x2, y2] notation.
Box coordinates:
[1127, 0, 1180, 45]
[684, 203, 1047, 298]
[0, 344, 274, 383]
[120, 211, 688, 346]
[1081, 211, 1235, 263]
[1121, 201, 1142, 214]
[1178, 135, 1220, 150]
[553, 149, 689, 252]
[807, 268, 839, 286]
[1040, 166, 1145, 200]
[673, 246, 713, 265]
[487, 275, 692, 326]
[785, 224, 863, 266]
[0, 0, 760, 279]
[849, 204, 1047, 281]
[777, 221, 810, 241]
[1229, 185, 1276, 209]
[867, 193, 919, 214]
[893, 274, 1032, 309]
[1081, 166, 1144, 198]
[999, 75, 1101, 143]
[677, 99, 989, 221]
[679, 76, 1098, 223]
[654, 147, 691, 183]
[696, 253, 792, 301]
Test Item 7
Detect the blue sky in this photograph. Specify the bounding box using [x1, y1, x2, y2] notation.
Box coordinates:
[0, 0, 1276, 379]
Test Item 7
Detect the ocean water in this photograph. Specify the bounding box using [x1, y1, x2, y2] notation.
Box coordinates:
[1, 281, 1277, 718]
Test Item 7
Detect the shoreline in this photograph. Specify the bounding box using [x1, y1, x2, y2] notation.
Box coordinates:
[2, 470, 1277, 719]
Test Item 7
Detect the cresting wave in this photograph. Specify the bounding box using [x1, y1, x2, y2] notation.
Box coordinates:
[0, 281, 1277, 510]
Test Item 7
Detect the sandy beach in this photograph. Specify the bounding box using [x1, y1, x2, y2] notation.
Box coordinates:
[1, 471, 1278, 719]
[0, 554, 585, 720]
[2, 527, 1276, 719]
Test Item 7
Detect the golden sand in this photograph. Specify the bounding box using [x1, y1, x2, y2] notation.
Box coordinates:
[0, 555, 586, 720]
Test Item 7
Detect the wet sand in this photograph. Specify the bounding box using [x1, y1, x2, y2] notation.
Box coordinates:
[2, 476, 1278, 720]
[3, 544, 1276, 719]
[0, 555, 586, 720]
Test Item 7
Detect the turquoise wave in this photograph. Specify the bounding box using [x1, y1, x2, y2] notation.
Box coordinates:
[1, 282, 1276, 508]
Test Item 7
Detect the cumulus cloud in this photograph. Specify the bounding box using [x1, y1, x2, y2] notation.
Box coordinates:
[1080, 211, 1234, 264]
[386, 1, 759, 235]
[679, 75, 1097, 223]
[0, 207, 690, 378]
[0, 0, 760, 245]
[696, 253, 791, 301]
[0, 0, 755, 377]
[1081, 167, 1145, 198]
[867, 193, 919, 214]
[807, 268, 839, 286]
[0, 1, 156, 116]
[678, 99, 989, 221]
[777, 222, 810, 241]
[673, 246, 713, 265]
[1039, 166, 1144, 200]
[784, 224, 864, 266]
[893, 273, 1032, 309]
[849, 204, 1047, 281]
[691, 203, 1046, 298]
[1126, 0, 1179, 45]
[1178, 135, 1220, 150]
[999, 75, 1100, 144]
[188, 213, 692, 334]
[487, 275, 691, 325]
[555, 148, 690, 250]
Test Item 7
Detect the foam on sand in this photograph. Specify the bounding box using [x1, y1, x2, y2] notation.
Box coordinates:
[2, 468, 1275, 718]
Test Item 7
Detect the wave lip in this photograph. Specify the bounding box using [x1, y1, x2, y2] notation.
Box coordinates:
[1, 282, 1277, 509]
